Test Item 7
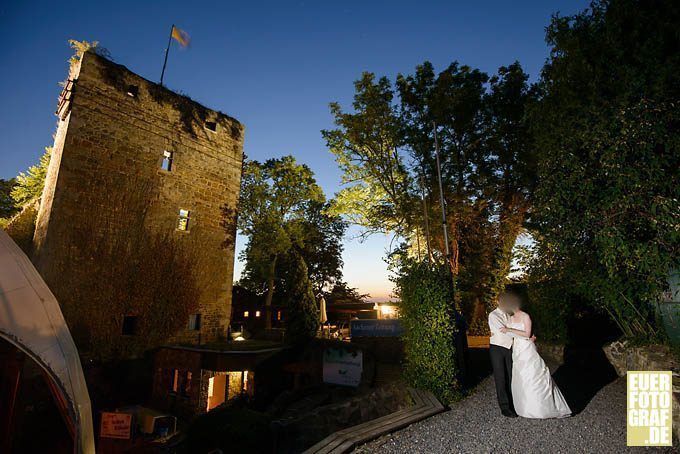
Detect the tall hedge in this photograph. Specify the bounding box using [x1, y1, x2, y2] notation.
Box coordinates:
[396, 261, 461, 402]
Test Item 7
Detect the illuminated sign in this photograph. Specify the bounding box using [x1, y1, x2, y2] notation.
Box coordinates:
[323, 348, 362, 387]
[350, 319, 404, 337]
[100, 412, 132, 440]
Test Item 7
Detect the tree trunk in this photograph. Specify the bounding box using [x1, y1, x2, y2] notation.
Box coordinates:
[264, 256, 277, 330]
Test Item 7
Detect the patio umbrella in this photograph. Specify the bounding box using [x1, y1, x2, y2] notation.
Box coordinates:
[319, 296, 328, 324]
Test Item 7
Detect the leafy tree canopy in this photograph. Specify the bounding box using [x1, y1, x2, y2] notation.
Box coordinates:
[0, 178, 17, 221]
[237, 156, 328, 328]
[326, 61, 536, 331]
[528, 0, 680, 340]
[11, 147, 51, 208]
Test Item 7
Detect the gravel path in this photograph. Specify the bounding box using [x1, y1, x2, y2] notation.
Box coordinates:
[355, 356, 674, 454]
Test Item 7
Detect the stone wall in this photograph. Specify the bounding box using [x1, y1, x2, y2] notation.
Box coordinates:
[536, 342, 565, 365]
[272, 384, 413, 452]
[32, 51, 244, 349]
[603, 340, 680, 442]
[151, 347, 204, 419]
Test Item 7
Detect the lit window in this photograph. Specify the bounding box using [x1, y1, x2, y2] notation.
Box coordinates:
[170, 369, 179, 393]
[161, 150, 173, 171]
[122, 315, 138, 335]
[243, 311, 249, 318]
[183, 371, 192, 396]
[170, 369, 192, 396]
[188, 314, 201, 331]
[177, 209, 190, 231]
[242, 370, 249, 392]
[255, 311, 261, 317]
[205, 121, 217, 132]
[126, 85, 139, 98]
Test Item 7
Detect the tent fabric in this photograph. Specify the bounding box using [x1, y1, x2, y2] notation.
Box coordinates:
[0, 230, 94, 454]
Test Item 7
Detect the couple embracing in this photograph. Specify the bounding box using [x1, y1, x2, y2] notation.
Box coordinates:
[488, 291, 571, 419]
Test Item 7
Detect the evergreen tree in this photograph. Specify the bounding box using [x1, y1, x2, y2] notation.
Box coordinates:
[11, 147, 51, 207]
[284, 252, 319, 345]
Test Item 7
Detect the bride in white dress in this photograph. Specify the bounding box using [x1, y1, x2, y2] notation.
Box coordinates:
[500, 308, 571, 419]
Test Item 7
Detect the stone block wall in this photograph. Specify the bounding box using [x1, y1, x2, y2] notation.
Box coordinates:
[151, 347, 204, 419]
[32, 51, 244, 348]
[536, 342, 565, 365]
[603, 340, 680, 442]
[272, 384, 413, 452]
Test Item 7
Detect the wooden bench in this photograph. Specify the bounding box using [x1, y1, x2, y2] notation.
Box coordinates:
[303, 388, 444, 454]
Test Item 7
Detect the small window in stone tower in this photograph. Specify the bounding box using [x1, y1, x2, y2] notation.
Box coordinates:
[126, 85, 139, 98]
[205, 121, 217, 132]
[188, 313, 201, 331]
[122, 315, 138, 335]
[177, 209, 190, 231]
[161, 150, 173, 171]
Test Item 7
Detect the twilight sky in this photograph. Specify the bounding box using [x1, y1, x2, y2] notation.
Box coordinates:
[0, 0, 589, 300]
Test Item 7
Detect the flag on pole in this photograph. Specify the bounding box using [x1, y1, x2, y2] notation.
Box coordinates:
[160, 24, 190, 85]
[171, 25, 191, 48]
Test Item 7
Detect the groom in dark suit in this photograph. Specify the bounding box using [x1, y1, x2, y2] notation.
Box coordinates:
[488, 292, 534, 417]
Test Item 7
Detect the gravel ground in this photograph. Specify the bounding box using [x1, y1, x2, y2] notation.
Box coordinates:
[354, 363, 674, 453]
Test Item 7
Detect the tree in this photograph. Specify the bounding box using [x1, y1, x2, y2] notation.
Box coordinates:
[11, 147, 51, 207]
[0, 178, 17, 222]
[283, 251, 319, 345]
[237, 156, 324, 329]
[482, 63, 537, 315]
[327, 62, 537, 331]
[323, 73, 415, 239]
[274, 201, 347, 295]
[528, 0, 680, 339]
[325, 281, 370, 305]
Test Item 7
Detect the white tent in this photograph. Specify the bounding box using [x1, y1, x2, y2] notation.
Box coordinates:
[0, 230, 94, 453]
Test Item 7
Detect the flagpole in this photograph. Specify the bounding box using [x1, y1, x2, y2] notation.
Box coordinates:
[160, 24, 174, 86]
[432, 122, 450, 266]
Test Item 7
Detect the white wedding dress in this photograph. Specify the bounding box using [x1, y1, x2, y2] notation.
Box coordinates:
[509, 322, 571, 418]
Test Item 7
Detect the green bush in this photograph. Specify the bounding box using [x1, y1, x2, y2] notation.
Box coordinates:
[396, 261, 461, 402]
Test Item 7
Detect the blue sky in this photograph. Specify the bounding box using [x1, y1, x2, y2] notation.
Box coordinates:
[0, 1, 589, 300]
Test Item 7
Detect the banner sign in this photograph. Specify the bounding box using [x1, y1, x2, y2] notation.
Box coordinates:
[350, 319, 404, 337]
[627, 371, 672, 446]
[100, 412, 132, 439]
[323, 347, 362, 387]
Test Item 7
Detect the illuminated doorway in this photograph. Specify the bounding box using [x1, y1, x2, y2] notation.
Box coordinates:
[206, 375, 227, 411]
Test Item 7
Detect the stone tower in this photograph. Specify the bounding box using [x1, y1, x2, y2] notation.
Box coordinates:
[33, 50, 244, 353]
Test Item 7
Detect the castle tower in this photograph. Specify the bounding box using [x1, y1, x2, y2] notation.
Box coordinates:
[33, 50, 244, 356]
